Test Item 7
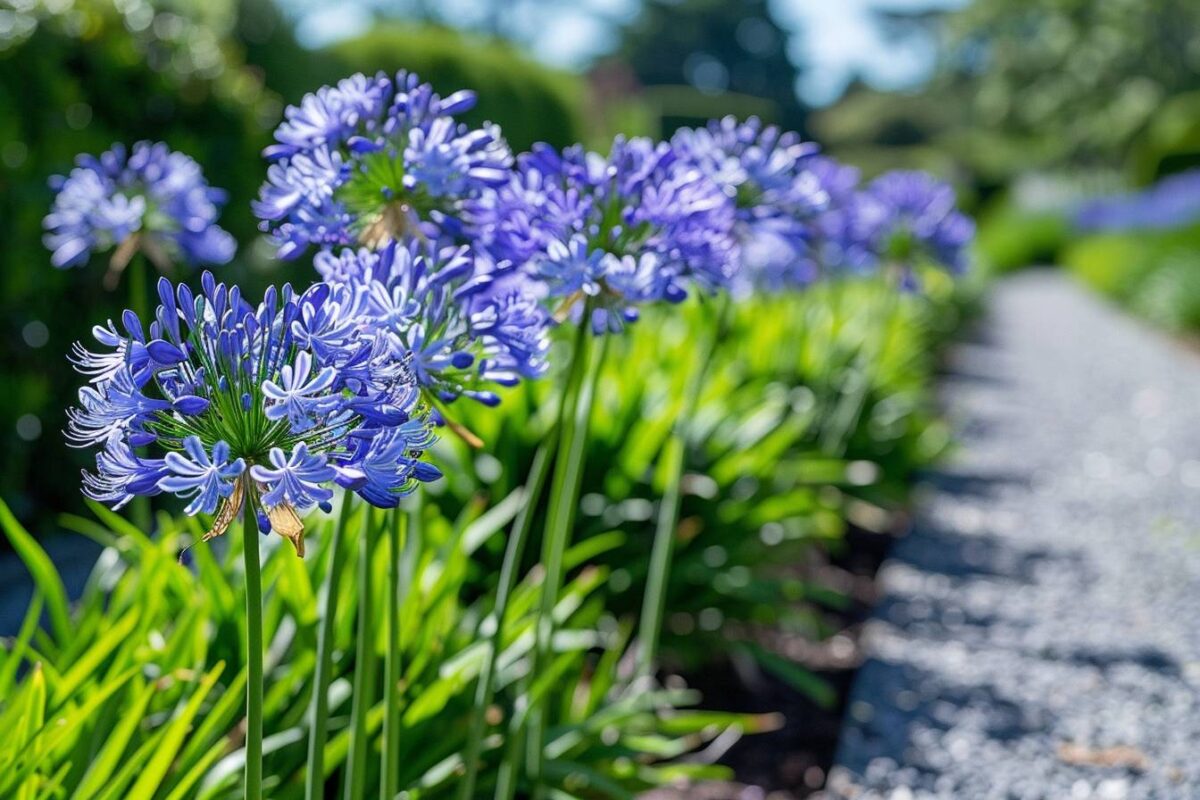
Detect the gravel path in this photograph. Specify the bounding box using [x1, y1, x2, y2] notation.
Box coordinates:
[824, 271, 1200, 799]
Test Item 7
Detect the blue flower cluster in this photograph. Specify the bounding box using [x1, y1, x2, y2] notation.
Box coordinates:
[667, 117, 973, 289]
[803, 155, 874, 274]
[63, 73, 977, 533]
[671, 117, 828, 292]
[68, 274, 440, 547]
[44, 141, 236, 270]
[854, 170, 975, 278]
[254, 71, 512, 259]
[313, 240, 549, 405]
[1076, 169, 1200, 233]
[471, 135, 740, 333]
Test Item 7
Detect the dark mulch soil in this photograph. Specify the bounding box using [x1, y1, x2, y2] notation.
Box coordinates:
[650, 522, 901, 800]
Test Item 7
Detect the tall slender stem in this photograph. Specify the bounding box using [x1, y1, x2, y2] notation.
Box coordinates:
[344, 508, 378, 800]
[636, 296, 732, 682]
[242, 483, 264, 800]
[529, 319, 605, 795]
[492, 721, 524, 800]
[460, 438, 555, 800]
[382, 508, 407, 799]
[306, 496, 355, 800]
[128, 250, 148, 323]
[128, 251, 153, 534]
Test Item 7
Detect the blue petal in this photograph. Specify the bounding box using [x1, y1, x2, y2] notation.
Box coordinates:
[173, 395, 210, 415]
[147, 339, 186, 364]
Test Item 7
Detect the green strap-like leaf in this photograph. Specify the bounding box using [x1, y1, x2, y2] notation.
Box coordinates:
[0, 501, 71, 644]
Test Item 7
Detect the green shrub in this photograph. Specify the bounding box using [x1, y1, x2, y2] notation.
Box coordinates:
[1129, 90, 1200, 184]
[1062, 233, 1152, 300]
[1130, 253, 1200, 331]
[431, 279, 952, 676]
[1064, 222, 1200, 332]
[974, 201, 1071, 276]
[0, 276, 960, 796]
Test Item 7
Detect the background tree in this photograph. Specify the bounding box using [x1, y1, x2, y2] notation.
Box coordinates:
[942, 0, 1200, 168]
[612, 0, 807, 137]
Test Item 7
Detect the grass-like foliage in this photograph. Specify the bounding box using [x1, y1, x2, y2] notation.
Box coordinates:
[0, 278, 956, 797]
[1064, 222, 1200, 332]
[0, 493, 771, 798]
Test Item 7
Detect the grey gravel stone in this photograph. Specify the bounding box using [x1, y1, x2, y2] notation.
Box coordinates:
[825, 271, 1200, 799]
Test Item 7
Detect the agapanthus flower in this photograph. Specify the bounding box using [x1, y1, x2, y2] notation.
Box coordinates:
[672, 116, 828, 292]
[854, 170, 975, 277]
[314, 240, 550, 412]
[44, 142, 235, 278]
[1075, 169, 1200, 233]
[803, 156, 875, 275]
[67, 273, 441, 555]
[472, 135, 739, 334]
[254, 71, 512, 259]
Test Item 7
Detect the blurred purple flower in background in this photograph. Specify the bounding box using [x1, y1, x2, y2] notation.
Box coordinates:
[672, 116, 828, 292]
[855, 170, 975, 277]
[1075, 169, 1200, 233]
[471, 135, 739, 333]
[804, 155, 874, 274]
[44, 141, 236, 271]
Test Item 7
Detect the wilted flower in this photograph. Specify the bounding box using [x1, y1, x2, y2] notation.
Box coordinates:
[44, 142, 235, 281]
[67, 273, 440, 554]
[672, 116, 828, 292]
[472, 136, 739, 334]
[855, 170, 975, 277]
[254, 71, 512, 259]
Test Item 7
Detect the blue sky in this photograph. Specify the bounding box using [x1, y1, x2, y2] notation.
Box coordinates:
[280, 0, 969, 106]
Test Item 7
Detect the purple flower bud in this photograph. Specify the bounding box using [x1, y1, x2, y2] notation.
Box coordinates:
[147, 340, 186, 365]
[173, 395, 210, 415]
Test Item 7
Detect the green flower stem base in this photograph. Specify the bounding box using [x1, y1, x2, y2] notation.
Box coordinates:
[344, 507, 379, 800]
[242, 487, 265, 800]
[382, 507, 407, 799]
[528, 318, 606, 798]
[306, 497, 356, 800]
[636, 294, 732, 682]
[458, 437, 555, 800]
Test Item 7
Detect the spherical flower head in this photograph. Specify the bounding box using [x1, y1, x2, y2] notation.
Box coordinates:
[856, 170, 975, 277]
[472, 135, 739, 334]
[67, 273, 441, 553]
[673, 116, 830, 293]
[314, 239, 550, 407]
[254, 70, 513, 259]
[802, 156, 877, 275]
[44, 141, 236, 270]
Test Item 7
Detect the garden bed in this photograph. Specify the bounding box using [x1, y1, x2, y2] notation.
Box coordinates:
[650, 523, 901, 799]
